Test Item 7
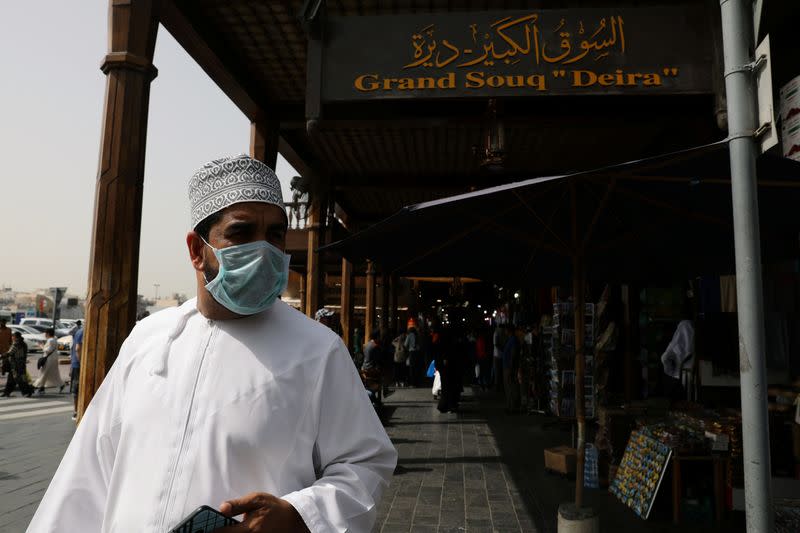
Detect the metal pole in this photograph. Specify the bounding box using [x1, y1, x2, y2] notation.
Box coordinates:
[719, 1, 773, 531]
[51, 288, 58, 328]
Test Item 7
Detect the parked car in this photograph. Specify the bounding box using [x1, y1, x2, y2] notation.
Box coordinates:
[8, 324, 46, 353]
[57, 335, 72, 353]
[20, 318, 71, 337]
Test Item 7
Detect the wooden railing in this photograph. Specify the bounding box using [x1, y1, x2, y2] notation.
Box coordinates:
[285, 201, 309, 229]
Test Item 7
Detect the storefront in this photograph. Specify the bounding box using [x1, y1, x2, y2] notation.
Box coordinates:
[84, 0, 800, 529]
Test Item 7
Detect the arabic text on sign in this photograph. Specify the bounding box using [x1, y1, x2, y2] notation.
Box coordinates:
[403, 14, 626, 70]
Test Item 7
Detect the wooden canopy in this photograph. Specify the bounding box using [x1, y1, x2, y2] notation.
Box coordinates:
[163, 0, 722, 222]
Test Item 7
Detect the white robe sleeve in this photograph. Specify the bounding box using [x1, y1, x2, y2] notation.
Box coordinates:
[282, 338, 398, 533]
[27, 344, 127, 533]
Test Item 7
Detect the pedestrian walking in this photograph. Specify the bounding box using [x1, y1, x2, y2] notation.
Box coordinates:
[0, 319, 11, 356]
[70, 323, 84, 420]
[2, 332, 33, 397]
[436, 327, 462, 413]
[361, 329, 381, 371]
[392, 331, 408, 386]
[29, 154, 396, 532]
[68, 319, 82, 337]
[404, 326, 420, 386]
[493, 323, 506, 392]
[352, 326, 364, 367]
[476, 327, 492, 390]
[33, 328, 64, 394]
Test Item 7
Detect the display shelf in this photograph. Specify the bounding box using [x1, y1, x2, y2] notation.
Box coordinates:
[547, 299, 597, 418]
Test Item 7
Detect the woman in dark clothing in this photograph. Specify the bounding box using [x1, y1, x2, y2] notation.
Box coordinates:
[476, 328, 492, 390]
[2, 332, 33, 397]
[436, 328, 462, 413]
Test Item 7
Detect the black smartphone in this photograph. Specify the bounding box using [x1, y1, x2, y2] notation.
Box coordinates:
[168, 505, 240, 533]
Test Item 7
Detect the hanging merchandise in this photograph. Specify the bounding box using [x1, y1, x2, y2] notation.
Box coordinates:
[584, 443, 600, 489]
[547, 299, 595, 418]
[780, 75, 800, 162]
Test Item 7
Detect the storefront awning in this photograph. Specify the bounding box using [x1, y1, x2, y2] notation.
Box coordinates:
[322, 141, 800, 284]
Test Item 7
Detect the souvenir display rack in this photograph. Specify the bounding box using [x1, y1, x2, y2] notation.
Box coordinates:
[547, 300, 596, 418]
[610, 429, 673, 519]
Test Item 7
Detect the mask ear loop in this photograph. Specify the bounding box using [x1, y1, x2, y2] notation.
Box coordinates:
[199, 236, 217, 284]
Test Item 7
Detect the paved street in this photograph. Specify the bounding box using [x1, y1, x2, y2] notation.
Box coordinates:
[0, 376, 747, 533]
[0, 360, 74, 532]
[0, 395, 75, 533]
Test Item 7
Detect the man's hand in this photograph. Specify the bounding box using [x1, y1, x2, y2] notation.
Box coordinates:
[216, 492, 309, 533]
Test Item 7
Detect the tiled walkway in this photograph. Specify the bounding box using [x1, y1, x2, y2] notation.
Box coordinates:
[374, 387, 539, 533]
[373, 386, 747, 533]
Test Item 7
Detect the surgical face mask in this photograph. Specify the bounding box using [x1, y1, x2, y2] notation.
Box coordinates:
[201, 238, 290, 316]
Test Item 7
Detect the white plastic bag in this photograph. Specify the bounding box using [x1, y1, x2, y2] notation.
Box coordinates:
[432, 370, 442, 397]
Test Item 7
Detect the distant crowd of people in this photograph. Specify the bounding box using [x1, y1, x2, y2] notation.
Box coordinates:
[310, 310, 544, 416]
[0, 318, 84, 420]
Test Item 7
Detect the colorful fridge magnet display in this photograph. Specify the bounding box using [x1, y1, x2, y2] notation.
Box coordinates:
[610, 429, 673, 519]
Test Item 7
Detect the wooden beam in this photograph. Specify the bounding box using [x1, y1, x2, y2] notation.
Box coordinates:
[340, 258, 353, 350]
[250, 118, 279, 169]
[79, 0, 159, 422]
[278, 132, 316, 180]
[159, 0, 264, 120]
[161, 0, 325, 190]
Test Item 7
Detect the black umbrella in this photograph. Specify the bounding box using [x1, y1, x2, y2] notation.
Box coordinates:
[325, 140, 800, 283]
[323, 139, 800, 506]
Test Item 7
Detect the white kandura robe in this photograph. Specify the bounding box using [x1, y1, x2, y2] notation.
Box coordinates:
[33, 338, 64, 389]
[28, 299, 397, 533]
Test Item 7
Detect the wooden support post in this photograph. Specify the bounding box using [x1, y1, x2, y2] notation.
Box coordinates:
[250, 117, 279, 169]
[79, 0, 159, 421]
[573, 255, 587, 508]
[299, 273, 307, 316]
[341, 258, 353, 350]
[365, 261, 376, 339]
[305, 199, 321, 317]
[380, 271, 390, 337]
[571, 179, 587, 508]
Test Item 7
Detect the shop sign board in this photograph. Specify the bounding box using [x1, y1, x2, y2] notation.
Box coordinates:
[320, 7, 713, 101]
[755, 35, 777, 154]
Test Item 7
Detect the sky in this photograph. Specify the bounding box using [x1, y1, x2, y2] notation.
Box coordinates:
[0, 1, 299, 300]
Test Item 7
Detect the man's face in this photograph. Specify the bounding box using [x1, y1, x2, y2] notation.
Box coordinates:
[0, 320, 5, 328]
[197, 202, 288, 282]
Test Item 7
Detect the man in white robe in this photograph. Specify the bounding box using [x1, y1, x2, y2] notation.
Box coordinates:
[28, 155, 397, 533]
